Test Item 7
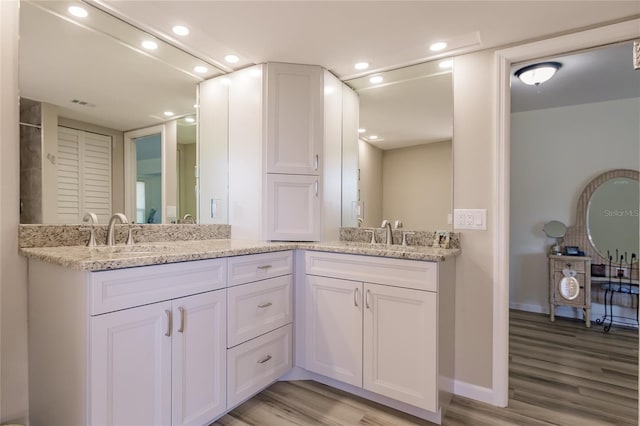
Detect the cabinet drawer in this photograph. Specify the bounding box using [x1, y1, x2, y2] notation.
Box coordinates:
[227, 275, 293, 347]
[305, 251, 437, 292]
[89, 259, 226, 315]
[227, 324, 293, 408]
[228, 251, 293, 286]
[551, 259, 586, 273]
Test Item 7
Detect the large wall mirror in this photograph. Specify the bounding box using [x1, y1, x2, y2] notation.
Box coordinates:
[18, 0, 222, 224]
[566, 169, 639, 264]
[343, 59, 453, 231]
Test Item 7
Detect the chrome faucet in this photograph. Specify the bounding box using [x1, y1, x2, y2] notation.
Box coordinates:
[106, 213, 128, 246]
[381, 219, 394, 245]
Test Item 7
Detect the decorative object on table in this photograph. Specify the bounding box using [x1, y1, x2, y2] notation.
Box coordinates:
[542, 220, 567, 255]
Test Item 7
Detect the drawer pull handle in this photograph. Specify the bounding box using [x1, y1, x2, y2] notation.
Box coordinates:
[257, 302, 273, 308]
[257, 355, 272, 364]
[257, 265, 272, 270]
[178, 307, 185, 333]
[314, 154, 319, 171]
[354, 288, 359, 307]
[365, 289, 371, 309]
[165, 310, 172, 337]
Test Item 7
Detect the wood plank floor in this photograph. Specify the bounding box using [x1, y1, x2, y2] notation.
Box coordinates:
[213, 310, 638, 425]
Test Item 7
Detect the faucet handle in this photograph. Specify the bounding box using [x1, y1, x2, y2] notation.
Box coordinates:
[80, 226, 97, 247]
[394, 220, 403, 229]
[401, 231, 415, 246]
[126, 226, 142, 245]
[364, 229, 376, 244]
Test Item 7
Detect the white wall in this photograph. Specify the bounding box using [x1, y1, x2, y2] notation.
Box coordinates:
[1, 2, 29, 423]
[382, 141, 452, 230]
[510, 98, 640, 313]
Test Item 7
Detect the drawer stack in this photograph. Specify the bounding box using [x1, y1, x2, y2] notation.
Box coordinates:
[226, 251, 294, 408]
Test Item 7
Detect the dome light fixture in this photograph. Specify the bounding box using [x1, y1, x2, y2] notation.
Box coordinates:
[369, 75, 383, 84]
[172, 25, 190, 36]
[515, 61, 562, 86]
[68, 6, 88, 18]
[354, 62, 370, 70]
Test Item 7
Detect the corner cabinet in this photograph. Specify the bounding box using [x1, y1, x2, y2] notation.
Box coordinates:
[199, 62, 357, 241]
[300, 251, 456, 422]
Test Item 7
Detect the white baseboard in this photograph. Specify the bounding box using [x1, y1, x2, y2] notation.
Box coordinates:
[509, 302, 637, 327]
[453, 380, 497, 406]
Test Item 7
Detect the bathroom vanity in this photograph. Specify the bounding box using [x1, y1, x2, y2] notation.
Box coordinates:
[22, 238, 457, 425]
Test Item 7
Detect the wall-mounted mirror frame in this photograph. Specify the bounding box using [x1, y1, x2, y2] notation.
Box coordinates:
[18, 0, 222, 224]
[343, 59, 454, 231]
[564, 168, 639, 264]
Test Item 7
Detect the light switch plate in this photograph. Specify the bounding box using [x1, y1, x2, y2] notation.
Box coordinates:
[453, 209, 487, 230]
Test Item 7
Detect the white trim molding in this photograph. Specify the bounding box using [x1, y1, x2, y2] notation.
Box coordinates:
[493, 18, 640, 408]
[454, 380, 495, 406]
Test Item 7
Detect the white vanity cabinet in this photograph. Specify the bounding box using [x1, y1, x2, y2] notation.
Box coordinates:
[28, 258, 227, 426]
[301, 251, 455, 419]
[226, 252, 294, 408]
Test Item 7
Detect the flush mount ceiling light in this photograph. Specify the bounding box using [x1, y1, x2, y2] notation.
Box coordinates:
[369, 75, 383, 84]
[163, 111, 175, 117]
[141, 40, 158, 50]
[172, 25, 190, 36]
[515, 61, 562, 86]
[225, 54, 240, 64]
[354, 62, 370, 70]
[193, 65, 208, 74]
[429, 42, 447, 52]
[68, 6, 88, 18]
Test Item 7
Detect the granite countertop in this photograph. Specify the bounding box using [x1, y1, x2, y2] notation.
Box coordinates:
[20, 239, 460, 271]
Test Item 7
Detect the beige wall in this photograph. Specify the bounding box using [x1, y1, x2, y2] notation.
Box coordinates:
[358, 140, 383, 227]
[382, 141, 452, 230]
[1, 2, 29, 424]
[178, 143, 197, 219]
[452, 50, 495, 389]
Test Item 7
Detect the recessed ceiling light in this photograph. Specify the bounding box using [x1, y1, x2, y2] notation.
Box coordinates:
[358, 128, 366, 133]
[141, 40, 158, 50]
[185, 117, 195, 123]
[429, 42, 447, 52]
[225, 55, 240, 64]
[172, 25, 189, 36]
[439, 60, 453, 69]
[354, 62, 369, 70]
[368, 135, 378, 140]
[68, 6, 88, 18]
[369, 76, 383, 84]
[193, 65, 209, 74]
[163, 111, 175, 117]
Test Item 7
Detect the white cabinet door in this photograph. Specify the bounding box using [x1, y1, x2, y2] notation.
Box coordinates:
[172, 290, 227, 426]
[266, 174, 321, 241]
[90, 301, 172, 426]
[304, 275, 363, 387]
[363, 283, 438, 412]
[266, 62, 322, 175]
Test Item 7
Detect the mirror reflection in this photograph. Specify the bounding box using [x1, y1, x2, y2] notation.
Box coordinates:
[587, 177, 639, 259]
[344, 59, 454, 231]
[18, 0, 221, 224]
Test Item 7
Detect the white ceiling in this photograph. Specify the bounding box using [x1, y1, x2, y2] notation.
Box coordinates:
[19, 1, 640, 144]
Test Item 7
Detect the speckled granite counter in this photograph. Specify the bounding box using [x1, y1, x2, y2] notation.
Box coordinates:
[20, 239, 460, 271]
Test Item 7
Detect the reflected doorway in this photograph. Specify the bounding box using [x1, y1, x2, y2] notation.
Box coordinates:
[124, 125, 165, 223]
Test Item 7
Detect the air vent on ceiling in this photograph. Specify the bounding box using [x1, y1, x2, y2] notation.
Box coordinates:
[71, 99, 96, 107]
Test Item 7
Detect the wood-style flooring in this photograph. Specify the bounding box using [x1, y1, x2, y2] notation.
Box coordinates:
[213, 310, 638, 425]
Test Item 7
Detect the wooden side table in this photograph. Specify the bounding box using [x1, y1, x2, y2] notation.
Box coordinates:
[548, 255, 592, 327]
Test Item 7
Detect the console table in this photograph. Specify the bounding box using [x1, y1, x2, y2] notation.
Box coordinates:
[548, 255, 591, 327]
